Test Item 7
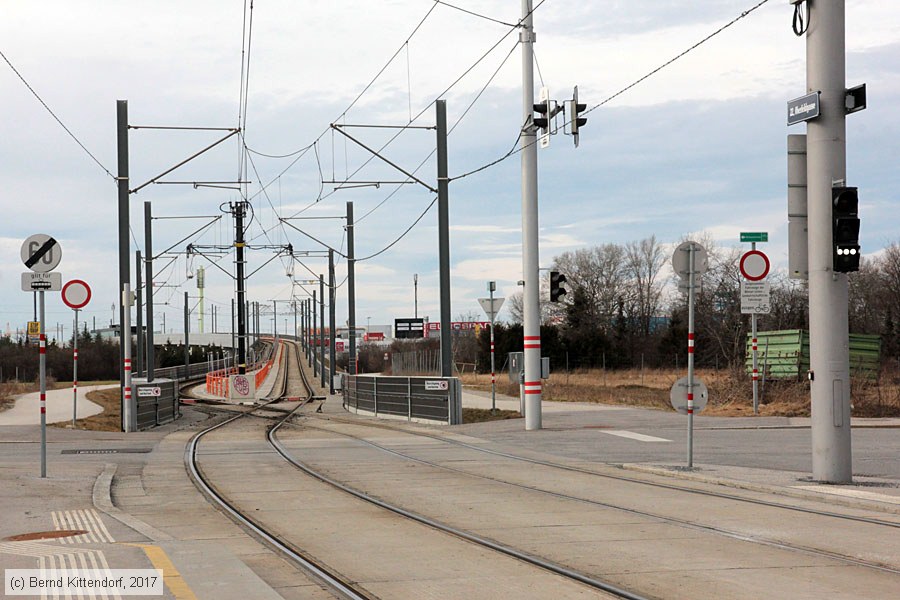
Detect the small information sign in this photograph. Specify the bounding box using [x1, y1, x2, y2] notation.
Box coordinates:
[741, 281, 771, 314]
[424, 380, 449, 391]
[740, 232, 768, 243]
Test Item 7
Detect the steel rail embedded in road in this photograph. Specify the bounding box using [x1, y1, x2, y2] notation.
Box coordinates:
[297, 419, 900, 576]
[185, 341, 371, 600]
[315, 413, 900, 528]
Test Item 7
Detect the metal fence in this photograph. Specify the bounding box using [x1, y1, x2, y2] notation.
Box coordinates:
[342, 375, 462, 425]
[135, 378, 178, 430]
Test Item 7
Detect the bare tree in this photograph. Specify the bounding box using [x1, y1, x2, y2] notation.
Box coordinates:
[624, 236, 666, 337]
[552, 244, 627, 331]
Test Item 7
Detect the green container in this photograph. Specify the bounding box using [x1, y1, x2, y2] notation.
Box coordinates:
[745, 329, 881, 380]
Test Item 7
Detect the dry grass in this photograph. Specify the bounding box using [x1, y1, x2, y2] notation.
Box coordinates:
[463, 408, 521, 423]
[51, 387, 122, 431]
[461, 366, 900, 418]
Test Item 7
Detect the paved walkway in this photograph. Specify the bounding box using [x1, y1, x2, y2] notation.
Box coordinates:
[0, 384, 115, 426]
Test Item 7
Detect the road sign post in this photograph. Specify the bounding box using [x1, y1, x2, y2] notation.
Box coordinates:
[21, 234, 63, 478]
[740, 242, 770, 414]
[62, 280, 91, 429]
[479, 285, 505, 415]
[673, 241, 707, 469]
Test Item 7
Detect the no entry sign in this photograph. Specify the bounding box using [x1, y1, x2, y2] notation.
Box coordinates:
[62, 279, 92, 309]
[739, 250, 770, 281]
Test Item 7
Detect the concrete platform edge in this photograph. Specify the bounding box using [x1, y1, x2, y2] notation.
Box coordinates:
[621, 462, 900, 516]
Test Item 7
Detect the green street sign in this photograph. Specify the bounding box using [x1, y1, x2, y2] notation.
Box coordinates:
[740, 232, 768, 243]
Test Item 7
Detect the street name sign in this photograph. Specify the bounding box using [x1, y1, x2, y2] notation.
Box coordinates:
[740, 232, 768, 243]
[787, 91, 820, 126]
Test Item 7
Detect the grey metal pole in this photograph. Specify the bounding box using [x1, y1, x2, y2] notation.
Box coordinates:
[307, 299, 313, 367]
[135, 251, 143, 378]
[293, 300, 297, 342]
[520, 0, 542, 430]
[231, 298, 235, 369]
[319, 275, 326, 390]
[807, 0, 851, 483]
[273, 300, 278, 342]
[687, 244, 696, 469]
[751, 241, 759, 414]
[144, 201, 155, 382]
[347, 201, 357, 375]
[39, 291, 46, 477]
[312, 293, 317, 374]
[184, 292, 190, 379]
[490, 283, 497, 414]
[116, 100, 130, 432]
[123, 284, 134, 432]
[329, 249, 337, 393]
[73, 309, 78, 428]
[436, 100, 452, 378]
[235, 202, 248, 374]
[414, 273, 418, 319]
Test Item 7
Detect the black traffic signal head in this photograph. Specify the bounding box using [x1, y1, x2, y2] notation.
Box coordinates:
[832, 186, 860, 273]
[550, 270, 567, 302]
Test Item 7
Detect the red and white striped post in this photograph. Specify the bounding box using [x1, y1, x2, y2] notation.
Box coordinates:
[72, 309, 78, 428]
[39, 292, 47, 478]
[687, 245, 697, 469]
[122, 284, 134, 432]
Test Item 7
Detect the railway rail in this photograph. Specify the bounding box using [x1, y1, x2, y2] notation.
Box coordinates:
[185, 340, 651, 599]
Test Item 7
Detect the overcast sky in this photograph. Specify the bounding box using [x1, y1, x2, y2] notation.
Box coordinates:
[1, 0, 898, 338]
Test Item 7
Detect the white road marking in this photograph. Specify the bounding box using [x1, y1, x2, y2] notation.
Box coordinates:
[793, 485, 900, 505]
[601, 430, 671, 443]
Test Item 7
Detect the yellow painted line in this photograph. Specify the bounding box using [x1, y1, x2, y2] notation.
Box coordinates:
[124, 543, 198, 600]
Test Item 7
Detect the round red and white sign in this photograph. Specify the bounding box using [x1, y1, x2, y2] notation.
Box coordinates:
[739, 250, 770, 281]
[61, 279, 92, 309]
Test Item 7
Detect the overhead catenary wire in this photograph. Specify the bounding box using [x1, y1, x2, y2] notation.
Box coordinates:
[451, 0, 773, 182]
[0, 48, 115, 180]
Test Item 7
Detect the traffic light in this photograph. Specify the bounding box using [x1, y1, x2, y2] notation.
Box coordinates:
[533, 100, 550, 131]
[832, 186, 860, 273]
[550, 271, 567, 302]
[566, 85, 587, 147]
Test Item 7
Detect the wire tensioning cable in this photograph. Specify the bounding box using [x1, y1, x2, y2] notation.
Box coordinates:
[1, 48, 115, 180]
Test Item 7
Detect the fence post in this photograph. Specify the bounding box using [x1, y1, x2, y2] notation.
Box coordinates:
[374, 377, 378, 416]
[408, 377, 412, 421]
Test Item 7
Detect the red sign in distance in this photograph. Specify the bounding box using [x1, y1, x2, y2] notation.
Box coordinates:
[61, 279, 92, 309]
[739, 251, 770, 281]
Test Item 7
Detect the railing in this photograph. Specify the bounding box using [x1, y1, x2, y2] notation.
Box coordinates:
[204, 338, 277, 398]
[342, 374, 462, 425]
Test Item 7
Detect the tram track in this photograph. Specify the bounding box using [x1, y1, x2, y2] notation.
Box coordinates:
[284, 416, 900, 576]
[186, 340, 653, 599]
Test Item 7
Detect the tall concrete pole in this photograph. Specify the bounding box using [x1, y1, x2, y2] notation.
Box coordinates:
[116, 100, 130, 431]
[135, 251, 143, 378]
[235, 202, 248, 374]
[520, 0, 542, 430]
[144, 202, 155, 381]
[807, 0, 851, 482]
[183, 292, 190, 378]
[319, 275, 326, 389]
[311, 294, 317, 373]
[436, 100, 452, 378]
[347, 201, 357, 374]
[329, 249, 337, 393]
